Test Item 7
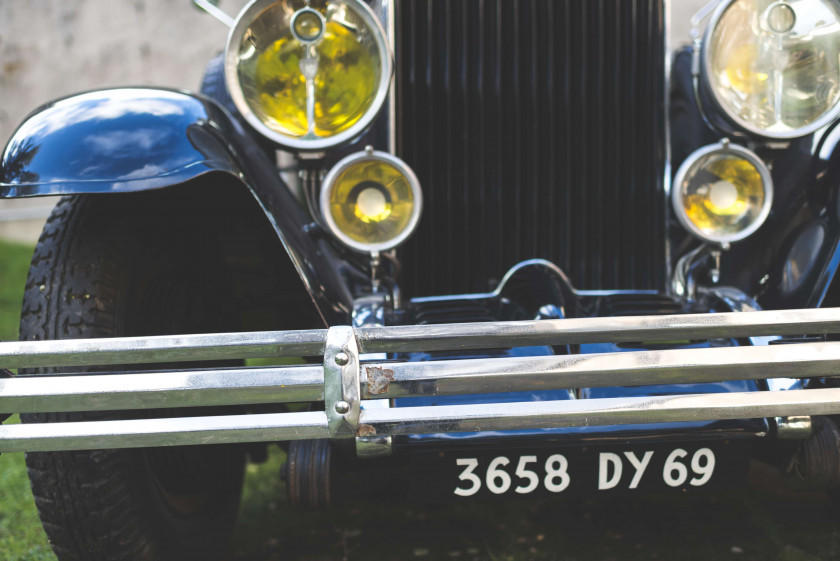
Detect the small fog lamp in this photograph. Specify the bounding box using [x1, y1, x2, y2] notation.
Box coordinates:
[672, 141, 772, 244]
[320, 148, 422, 253]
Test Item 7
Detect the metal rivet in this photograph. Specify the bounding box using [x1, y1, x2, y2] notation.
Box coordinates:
[334, 400, 351, 414]
[334, 352, 350, 366]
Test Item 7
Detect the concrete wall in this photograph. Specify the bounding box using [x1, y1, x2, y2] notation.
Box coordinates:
[0, 0, 249, 242]
[0, 0, 252, 144]
[0, 0, 708, 244]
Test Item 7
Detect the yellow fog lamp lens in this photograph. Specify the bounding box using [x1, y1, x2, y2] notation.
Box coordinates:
[320, 149, 423, 253]
[672, 142, 773, 244]
[224, 0, 393, 151]
[704, 0, 840, 138]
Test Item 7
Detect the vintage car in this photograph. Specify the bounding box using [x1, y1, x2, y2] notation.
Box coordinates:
[3, 0, 840, 558]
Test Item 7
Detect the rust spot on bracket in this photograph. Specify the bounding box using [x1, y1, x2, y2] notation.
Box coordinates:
[356, 424, 377, 437]
[366, 366, 395, 395]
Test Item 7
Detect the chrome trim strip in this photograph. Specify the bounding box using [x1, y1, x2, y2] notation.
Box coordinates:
[0, 411, 330, 453]
[410, 259, 659, 305]
[2, 309, 837, 369]
[0, 329, 326, 369]
[365, 0, 394, 153]
[355, 308, 840, 353]
[6, 388, 840, 452]
[5, 340, 837, 413]
[664, 0, 674, 290]
[360, 388, 840, 437]
[574, 290, 661, 297]
[1, 366, 324, 413]
[360, 342, 840, 399]
[387, 0, 396, 155]
[193, 0, 234, 27]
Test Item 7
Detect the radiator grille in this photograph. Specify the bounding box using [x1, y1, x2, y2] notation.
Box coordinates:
[395, 0, 667, 296]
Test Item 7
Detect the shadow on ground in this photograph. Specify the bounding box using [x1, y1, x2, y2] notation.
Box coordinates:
[232, 455, 840, 561]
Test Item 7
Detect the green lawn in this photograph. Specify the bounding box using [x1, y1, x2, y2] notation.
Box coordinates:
[3, 238, 840, 560]
[0, 240, 54, 560]
[0, 239, 32, 342]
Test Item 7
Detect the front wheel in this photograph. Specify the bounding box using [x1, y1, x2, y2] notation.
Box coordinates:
[21, 193, 246, 561]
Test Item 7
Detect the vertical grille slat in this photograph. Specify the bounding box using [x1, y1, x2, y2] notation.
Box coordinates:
[396, 0, 666, 297]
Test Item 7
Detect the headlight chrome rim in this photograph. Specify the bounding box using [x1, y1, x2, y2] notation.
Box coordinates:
[320, 148, 423, 253]
[672, 141, 773, 245]
[702, 0, 840, 140]
[224, 0, 394, 152]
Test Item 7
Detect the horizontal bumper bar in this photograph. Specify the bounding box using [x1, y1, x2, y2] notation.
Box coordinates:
[3, 388, 840, 452]
[2, 366, 324, 413]
[0, 411, 329, 452]
[0, 330, 327, 369]
[1, 308, 839, 451]
[361, 341, 840, 399]
[1, 308, 837, 369]
[4, 342, 839, 413]
[361, 388, 840, 437]
[356, 308, 840, 353]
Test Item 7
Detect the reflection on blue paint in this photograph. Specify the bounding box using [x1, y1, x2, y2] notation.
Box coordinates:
[395, 340, 767, 443]
[1, 88, 239, 196]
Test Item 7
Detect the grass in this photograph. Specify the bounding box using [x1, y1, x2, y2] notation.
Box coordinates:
[2, 238, 840, 560]
[0, 239, 32, 342]
[0, 240, 54, 560]
[0, 417, 55, 561]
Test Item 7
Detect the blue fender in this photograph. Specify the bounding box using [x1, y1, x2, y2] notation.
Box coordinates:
[0, 87, 353, 324]
[0, 88, 242, 196]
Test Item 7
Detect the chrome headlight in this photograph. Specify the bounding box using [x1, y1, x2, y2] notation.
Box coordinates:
[225, 0, 393, 151]
[320, 148, 422, 253]
[672, 141, 773, 244]
[704, 0, 840, 139]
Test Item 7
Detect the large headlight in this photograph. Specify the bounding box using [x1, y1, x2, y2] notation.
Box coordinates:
[704, 0, 840, 138]
[672, 141, 773, 244]
[320, 148, 422, 253]
[225, 0, 392, 151]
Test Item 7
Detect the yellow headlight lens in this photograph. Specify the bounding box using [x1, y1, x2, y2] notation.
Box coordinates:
[321, 150, 423, 252]
[673, 143, 773, 244]
[706, 0, 840, 138]
[226, 0, 392, 150]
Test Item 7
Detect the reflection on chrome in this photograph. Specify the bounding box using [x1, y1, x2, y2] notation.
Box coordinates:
[706, 0, 840, 137]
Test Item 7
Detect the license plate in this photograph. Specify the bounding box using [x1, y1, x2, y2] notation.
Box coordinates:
[410, 441, 750, 501]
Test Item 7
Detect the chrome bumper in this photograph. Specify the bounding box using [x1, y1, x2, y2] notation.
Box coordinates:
[2, 308, 840, 452]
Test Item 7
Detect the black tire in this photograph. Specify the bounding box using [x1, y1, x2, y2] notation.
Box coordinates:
[20, 193, 246, 561]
